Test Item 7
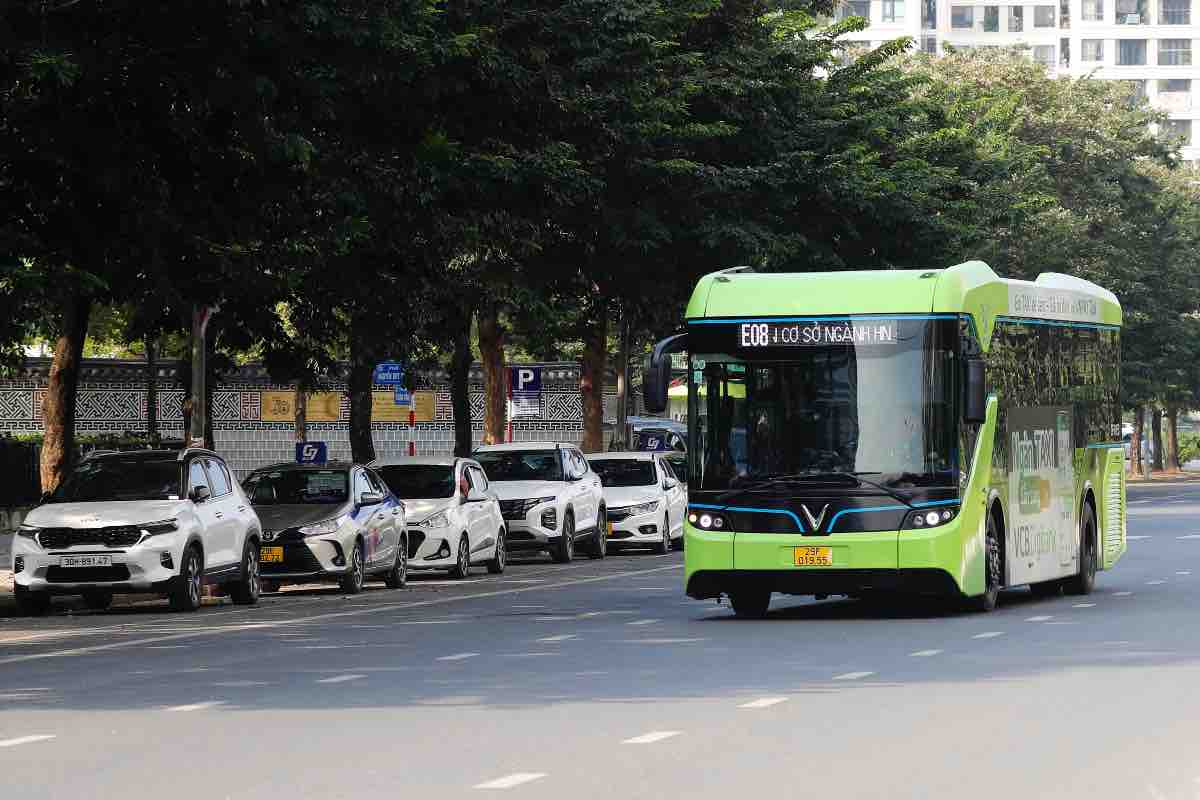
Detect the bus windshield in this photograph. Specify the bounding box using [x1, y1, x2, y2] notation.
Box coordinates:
[689, 316, 958, 493]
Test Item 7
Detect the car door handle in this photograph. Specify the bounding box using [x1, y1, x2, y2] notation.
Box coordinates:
[214, 512, 224, 519]
[392, 509, 401, 516]
[237, 505, 247, 512]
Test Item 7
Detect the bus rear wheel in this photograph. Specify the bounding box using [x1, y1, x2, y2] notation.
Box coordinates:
[1063, 503, 1097, 596]
[729, 588, 771, 619]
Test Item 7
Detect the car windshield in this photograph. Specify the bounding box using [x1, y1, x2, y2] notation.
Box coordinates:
[243, 469, 349, 505]
[375, 464, 455, 499]
[474, 450, 563, 482]
[589, 459, 656, 487]
[690, 317, 958, 492]
[49, 457, 182, 502]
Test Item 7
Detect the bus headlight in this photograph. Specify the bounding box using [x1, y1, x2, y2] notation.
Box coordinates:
[903, 506, 957, 530]
[688, 510, 729, 531]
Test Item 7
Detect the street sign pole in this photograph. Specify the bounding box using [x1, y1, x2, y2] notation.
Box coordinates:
[506, 367, 513, 443]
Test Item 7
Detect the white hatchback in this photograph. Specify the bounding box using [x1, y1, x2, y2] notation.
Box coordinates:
[371, 456, 507, 577]
[586, 452, 686, 553]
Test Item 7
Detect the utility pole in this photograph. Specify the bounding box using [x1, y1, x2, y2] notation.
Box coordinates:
[189, 305, 218, 449]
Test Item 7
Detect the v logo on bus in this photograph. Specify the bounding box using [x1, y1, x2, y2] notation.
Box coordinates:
[800, 504, 830, 533]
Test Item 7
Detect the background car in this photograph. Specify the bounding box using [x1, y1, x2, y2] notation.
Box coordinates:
[370, 456, 506, 577]
[474, 442, 606, 563]
[242, 462, 407, 594]
[586, 451, 686, 554]
[11, 448, 262, 614]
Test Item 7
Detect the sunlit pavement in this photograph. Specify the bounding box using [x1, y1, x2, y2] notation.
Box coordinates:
[2, 482, 1198, 799]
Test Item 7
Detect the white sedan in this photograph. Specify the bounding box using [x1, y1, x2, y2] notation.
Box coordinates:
[585, 452, 686, 554]
[370, 456, 507, 577]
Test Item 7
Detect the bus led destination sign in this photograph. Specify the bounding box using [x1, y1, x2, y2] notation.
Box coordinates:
[738, 320, 899, 348]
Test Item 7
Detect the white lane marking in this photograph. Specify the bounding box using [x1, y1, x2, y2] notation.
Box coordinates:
[212, 681, 269, 688]
[620, 638, 707, 644]
[501, 652, 560, 658]
[972, 632, 1004, 639]
[832, 671, 875, 681]
[512, 605, 546, 609]
[1114, 591, 1134, 597]
[740, 697, 789, 708]
[1026, 615, 1053, 622]
[1177, 571, 1192, 575]
[636, 587, 670, 591]
[1127, 535, 1151, 540]
[316, 674, 366, 684]
[622, 730, 681, 744]
[395, 620, 461, 625]
[537, 634, 578, 643]
[910, 649, 943, 657]
[534, 616, 575, 622]
[1147, 580, 1167, 585]
[0, 735, 56, 748]
[1102, 640, 1131, 645]
[166, 701, 226, 712]
[1176, 535, 1200, 539]
[627, 619, 660, 626]
[577, 611, 605, 618]
[147, 645, 188, 650]
[1073, 603, 1096, 608]
[474, 773, 547, 790]
[0, 564, 683, 666]
[437, 653, 479, 662]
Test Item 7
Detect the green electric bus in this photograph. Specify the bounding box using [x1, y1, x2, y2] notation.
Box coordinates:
[643, 261, 1126, 617]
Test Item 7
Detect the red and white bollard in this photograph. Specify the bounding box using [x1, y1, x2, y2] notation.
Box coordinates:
[408, 407, 416, 456]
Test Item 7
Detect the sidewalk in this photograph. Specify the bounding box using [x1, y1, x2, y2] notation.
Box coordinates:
[1127, 469, 1200, 484]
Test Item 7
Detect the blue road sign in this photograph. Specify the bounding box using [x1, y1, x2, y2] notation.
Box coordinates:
[394, 386, 412, 406]
[373, 362, 405, 386]
[296, 441, 328, 464]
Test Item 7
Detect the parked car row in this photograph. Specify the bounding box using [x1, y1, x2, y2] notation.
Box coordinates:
[8, 441, 687, 616]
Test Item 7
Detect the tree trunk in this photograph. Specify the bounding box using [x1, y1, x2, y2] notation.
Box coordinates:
[145, 336, 158, 445]
[1130, 405, 1144, 475]
[1167, 406, 1180, 471]
[40, 293, 92, 493]
[347, 319, 376, 463]
[478, 302, 506, 445]
[203, 334, 216, 451]
[580, 301, 609, 453]
[1152, 406, 1164, 472]
[612, 309, 631, 450]
[295, 386, 308, 443]
[449, 309, 475, 457]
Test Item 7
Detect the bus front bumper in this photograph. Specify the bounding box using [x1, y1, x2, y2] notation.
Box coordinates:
[684, 520, 974, 599]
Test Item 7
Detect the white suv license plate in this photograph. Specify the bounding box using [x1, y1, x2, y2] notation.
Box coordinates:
[60, 555, 113, 568]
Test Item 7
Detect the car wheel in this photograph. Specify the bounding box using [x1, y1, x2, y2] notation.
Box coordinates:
[588, 506, 607, 559]
[340, 538, 366, 594]
[229, 538, 261, 605]
[553, 513, 575, 563]
[82, 588, 114, 611]
[966, 512, 1001, 612]
[385, 537, 408, 589]
[1063, 504, 1098, 595]
[729, 588, 771, 619]
[654, 514, 671, 555]
[169, 545, 203, 612]
[448, 534, 471, 579]
[14, 584, 51, 616]
[487, 528, 507, 574]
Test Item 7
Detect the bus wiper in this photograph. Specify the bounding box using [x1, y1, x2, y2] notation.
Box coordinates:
[716, 471, 915, 508]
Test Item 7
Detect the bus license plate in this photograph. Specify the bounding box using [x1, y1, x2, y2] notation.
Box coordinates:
[261, 547, 284, 564]
[793, 546, 833, 567]
[60, 555, 113, 568]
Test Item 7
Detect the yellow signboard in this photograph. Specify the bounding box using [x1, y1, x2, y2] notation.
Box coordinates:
[371, 390, 437, 423]
[261, 391, 342, 423]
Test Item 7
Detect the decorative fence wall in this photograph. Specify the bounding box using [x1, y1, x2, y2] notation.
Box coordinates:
[0, 359, 632, 479]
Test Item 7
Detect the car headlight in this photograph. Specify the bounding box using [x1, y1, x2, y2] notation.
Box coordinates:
[299, 514, 350, 537]
[16, 524, 41, 539]
[627, 500, 660, 516]
[417, 510, 451, 528]
[140, 519, 179, 537]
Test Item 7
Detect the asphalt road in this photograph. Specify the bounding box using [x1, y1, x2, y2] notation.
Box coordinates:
[1, 481, 1198, 800]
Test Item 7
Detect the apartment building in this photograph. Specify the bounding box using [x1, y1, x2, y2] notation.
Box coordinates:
[838, 0, 1200, 161]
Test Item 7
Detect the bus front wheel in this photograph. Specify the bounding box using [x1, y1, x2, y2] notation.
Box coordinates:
[729, 588, 771, 619]
[966, 512, 1002, 613]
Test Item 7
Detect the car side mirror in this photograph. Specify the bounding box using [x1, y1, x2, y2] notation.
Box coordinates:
[359, 491, 384, 506]
[189, 485, 211, 504]
[964, 357, 987, 424]
[643, 333, 687, 414]
[467, 487, 488, 503]
[663, 479, 678, 490]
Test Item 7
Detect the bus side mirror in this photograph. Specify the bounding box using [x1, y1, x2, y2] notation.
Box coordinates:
[964, 358, 986, 424]
[643, 334, 687, 415]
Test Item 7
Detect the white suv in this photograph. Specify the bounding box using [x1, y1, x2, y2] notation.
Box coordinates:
[474, 442, 606, 563]
[11, 448, 263, 615]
